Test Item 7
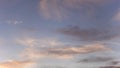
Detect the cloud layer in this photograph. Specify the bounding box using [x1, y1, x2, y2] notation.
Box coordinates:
[17, 37, 111, 59]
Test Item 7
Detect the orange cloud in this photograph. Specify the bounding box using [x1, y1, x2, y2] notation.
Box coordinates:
[0, 60, 34, 68]
[16, 37, 112, 59]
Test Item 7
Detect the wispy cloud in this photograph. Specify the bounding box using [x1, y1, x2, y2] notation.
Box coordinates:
[40, 0, 119, 20]
[16, 37, 63, 47]
[6, 20, 23, 25]
[113, 9, 120, 22]
[78, 56, 114, 63]
[19, 38, 111, 59]
[100, 65, 120, 68]
[16, 37, 37, 47]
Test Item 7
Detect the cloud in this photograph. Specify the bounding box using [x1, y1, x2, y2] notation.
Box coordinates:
[77, 56, 114, 63]
[21, 43, 111, 59]
[99, 60, 120, 68]
[40, 65, 66, 68]
[16, 37, 65, 59]
[16, 37, 112, 60]
[113, 9, 120, 22]
[58, 26, 117, 41]
[110, 61, 120, 65]
[16, 37, 63, 47]
[39, 0, 118, 20]
[6, 20, 23, 25]
[0, 60, 35, 68]
[40, 0, 120, 41]
[16, 37, 37, 47]
[46, 43, 110, 55]
[100, 66, 120, 68]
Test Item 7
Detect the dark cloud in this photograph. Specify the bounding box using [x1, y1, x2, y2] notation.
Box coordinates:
[77, 56, 114, 63]
[100, 66, 120, 68]
[110, 61, 120, 65]
[58, 26, 117, 41]
[41, 65, 66, 68]
[99, 60, 120, 68]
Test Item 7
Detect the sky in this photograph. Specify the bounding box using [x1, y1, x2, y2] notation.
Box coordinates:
[0, 0, 120, 68]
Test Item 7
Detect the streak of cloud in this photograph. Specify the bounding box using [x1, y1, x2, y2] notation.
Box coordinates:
[113, 9, 120, 22]
[16, 37, 63, 47]
[100, 66, 120, 68]
[58, 26, 116, 41]
[46, 44, 110, 56]
[77, 56, 114, 63]
[6, 20, 23, 25]
[21, 42, 111, 59]
[99, 58, 120, 68]
[39, 0, 118, 20]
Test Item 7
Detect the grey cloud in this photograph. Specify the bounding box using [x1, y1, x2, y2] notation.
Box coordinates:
[100, 66, 120, 68]
[41, 65, 66, 68]
[77, 56, 114, 63]
[110, 61, 120, 65]
[58, 26, 117, 41]
[99, 60, 120, 68]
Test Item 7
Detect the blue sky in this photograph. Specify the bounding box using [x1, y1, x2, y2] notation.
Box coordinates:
[0, 0, 120, 68]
